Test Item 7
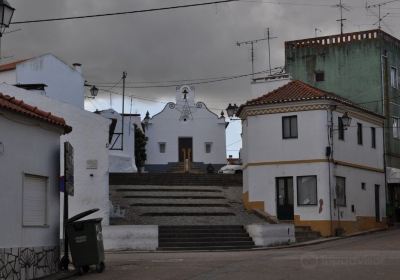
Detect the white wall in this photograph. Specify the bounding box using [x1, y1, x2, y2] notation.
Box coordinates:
[332, 111, 384, 170]
[243, 104, 385, 222]
[0, 54, 85, 108]
[102, 225, 158, 251]
[98, 109, 138, 173]
[251, 76, 291, 99]
[243, 109, 328, 164]
[0, 69, 17, 84]
[0, 84, 111, 226]
[146, 102, 226, 165]
[246, 224, 295, 246]
[0, 111, 61, 248]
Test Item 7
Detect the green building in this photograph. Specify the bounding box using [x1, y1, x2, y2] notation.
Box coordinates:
[285, 29, 400, 224]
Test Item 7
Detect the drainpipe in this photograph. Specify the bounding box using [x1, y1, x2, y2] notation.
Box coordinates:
[326, 106, 334, 236]
[381, 49, 389, 223]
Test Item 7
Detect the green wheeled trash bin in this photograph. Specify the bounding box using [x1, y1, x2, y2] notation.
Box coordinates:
[67, 209, 105, 275]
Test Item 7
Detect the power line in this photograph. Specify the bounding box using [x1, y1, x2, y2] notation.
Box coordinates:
[96, 69, 281, 89]
[93, 66, 284, 86]
[11, 0, 240, 25]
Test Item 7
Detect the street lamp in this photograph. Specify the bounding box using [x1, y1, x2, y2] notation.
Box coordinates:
[143, 111, 150, 126]
[341, 112, 352, 129]
[226, 103, 239, 118]
[0, 0, 15, 58]
[90, 85, 99, 97]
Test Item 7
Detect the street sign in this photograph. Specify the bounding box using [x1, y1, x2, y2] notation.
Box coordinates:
[64, 141, 74, 196]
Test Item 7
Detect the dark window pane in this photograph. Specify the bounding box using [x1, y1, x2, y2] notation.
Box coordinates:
[282, 116, 297, 139]
[338, 117, 344, 140]
[371, 127, 376, 148]
[357, 123, 363, 145]
[290, 117, 298, 138]
[297, 176, 317, 205]
[315, 72, 325, 82]
[336, 176, 346, 207]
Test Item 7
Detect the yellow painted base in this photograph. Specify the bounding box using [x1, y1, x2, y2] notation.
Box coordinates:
[294, 215, 388, 237]
[242, 193, 387, 237]
[242, 192, 265, 211]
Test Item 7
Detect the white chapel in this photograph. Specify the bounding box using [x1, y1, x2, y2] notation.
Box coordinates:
[144, 85, 227, 172]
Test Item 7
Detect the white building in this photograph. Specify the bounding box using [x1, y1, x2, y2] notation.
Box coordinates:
[144, 86, 227, 172]
[239, 80, 387, 237]
[0, 83, 111, 226]
[0, 93, 71, 279]
[97, 109, 141, 173]
[0, 54, 85, 108]
[251, 73, 291, 99]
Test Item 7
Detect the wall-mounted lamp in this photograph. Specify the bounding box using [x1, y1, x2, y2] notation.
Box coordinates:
[341, 112, 352, 129]
[142, 111, 150, 131]
[226, 103, 239, 118]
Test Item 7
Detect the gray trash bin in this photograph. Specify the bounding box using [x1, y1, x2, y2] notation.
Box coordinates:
[67, 209, 105, 274]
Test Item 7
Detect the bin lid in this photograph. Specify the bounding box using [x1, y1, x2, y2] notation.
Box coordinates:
[67, 208, 99, 223]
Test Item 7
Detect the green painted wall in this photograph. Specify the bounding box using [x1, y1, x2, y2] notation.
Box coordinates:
[285, 35, 400, 168]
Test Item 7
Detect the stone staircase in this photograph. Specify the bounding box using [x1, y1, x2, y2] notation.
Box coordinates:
[167, 162, 204, 174]
[158, 225, 255, 250]
[295, 226, 321, 242]
[110, 184, 264, 226]
[110, 173, 243, 186]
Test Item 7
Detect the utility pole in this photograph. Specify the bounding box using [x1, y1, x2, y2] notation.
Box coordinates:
[121, 71, 127, 151]
[266, 28, 278, 75]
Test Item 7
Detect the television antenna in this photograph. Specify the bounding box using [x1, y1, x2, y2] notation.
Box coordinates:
[366, 0, 399, 30]
[236, 28, 277, 79]
[332, 0, 351, 34]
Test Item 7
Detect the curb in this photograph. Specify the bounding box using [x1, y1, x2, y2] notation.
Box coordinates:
[104, 227, 392, 254]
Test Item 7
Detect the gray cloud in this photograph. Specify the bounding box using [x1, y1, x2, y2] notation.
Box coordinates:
[5, 0, 400, 148]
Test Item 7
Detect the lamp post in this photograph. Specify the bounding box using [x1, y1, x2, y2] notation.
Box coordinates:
[90, 85, 98, 98]
[0, 0, 15, 59]
[226, 103, 239, 119]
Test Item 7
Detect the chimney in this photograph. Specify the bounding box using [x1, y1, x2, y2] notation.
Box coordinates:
[72, 63, 82, 74]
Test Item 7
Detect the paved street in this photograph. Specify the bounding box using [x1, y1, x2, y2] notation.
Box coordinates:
[72, 229, 400, 280]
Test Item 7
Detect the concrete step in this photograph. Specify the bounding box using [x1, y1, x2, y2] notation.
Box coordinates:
[158, 225, 255, 250]
[116, 188, 222, 193]
[123, 195, 226, 199]
[159, 241, 255, 247]
[130, 203, 231, 208]
[141, 212, 235, 217]
[159, 233, 250, 238]
[110, 173, 243, 186]
[159, 237, 253, 243]
[158, 245, 255, 251]
[295, 226, 321, 242]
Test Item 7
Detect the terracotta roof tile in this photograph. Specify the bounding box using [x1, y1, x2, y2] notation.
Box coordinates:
[0, 93, 72, 133]
[0, 59, 29, 72]
[238, 80, 383, 118]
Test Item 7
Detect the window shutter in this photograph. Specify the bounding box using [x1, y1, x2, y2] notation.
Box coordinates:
[23, 175, 47, 226]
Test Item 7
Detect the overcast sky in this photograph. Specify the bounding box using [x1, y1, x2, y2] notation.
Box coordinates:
[6, 0, 400, 156]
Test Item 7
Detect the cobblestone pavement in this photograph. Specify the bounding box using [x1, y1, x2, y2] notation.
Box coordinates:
[72, 229, 400, 280]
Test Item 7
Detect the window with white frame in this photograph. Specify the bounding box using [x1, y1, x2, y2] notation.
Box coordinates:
[393, 118, 400, 139]
[159, 142, 166, 153]
[23, 174, 48, 227]
[205, 142, 212, 154]
[335, 176, 346, 207]
[391, 67, 398, 88]
[297, 176, 317, 206]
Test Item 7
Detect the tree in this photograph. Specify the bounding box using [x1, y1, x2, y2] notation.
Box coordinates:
[134, 124, 148, 172]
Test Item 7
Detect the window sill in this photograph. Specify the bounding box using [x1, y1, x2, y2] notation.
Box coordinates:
[22, 225, 50, 228]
